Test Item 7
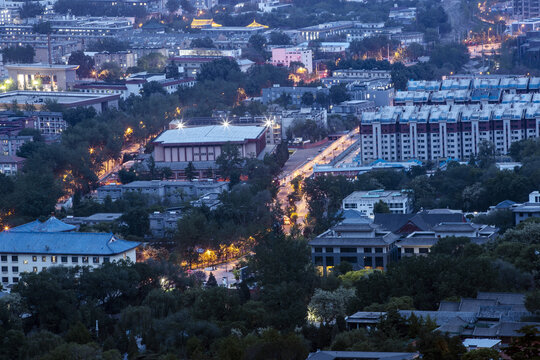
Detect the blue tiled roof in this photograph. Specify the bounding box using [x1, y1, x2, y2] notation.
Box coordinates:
[0, 232, 140, 255]
[11, 217, 77, 232]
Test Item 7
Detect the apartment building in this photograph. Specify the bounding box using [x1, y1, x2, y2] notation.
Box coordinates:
[271, 48, 313, 73]
[359, 102, 540, 163]
[342, 189, 412, 218]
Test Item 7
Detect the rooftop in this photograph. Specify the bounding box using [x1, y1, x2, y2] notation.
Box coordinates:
[307, 351, 419, 360]
[0, 91, 120, 106]
[5, 63, 79, 70]
[11, 216, 76, 232]
[153, 125, 266, 145]
[0, 231, 139, 255]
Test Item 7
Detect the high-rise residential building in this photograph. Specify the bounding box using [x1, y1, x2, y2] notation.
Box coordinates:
[514, 0, 540, 19]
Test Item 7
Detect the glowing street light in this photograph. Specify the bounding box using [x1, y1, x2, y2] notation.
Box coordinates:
[222, 120, 230, 127]
[176, 121, 185, 130]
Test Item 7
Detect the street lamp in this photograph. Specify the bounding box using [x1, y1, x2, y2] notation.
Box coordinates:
[222, 120, 230, 127]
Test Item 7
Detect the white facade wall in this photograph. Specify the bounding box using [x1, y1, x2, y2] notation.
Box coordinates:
[0, 249, 136, 286]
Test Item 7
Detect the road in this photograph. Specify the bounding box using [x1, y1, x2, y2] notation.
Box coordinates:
[277, 128, 359, 228]
[199, 258, 241, 288]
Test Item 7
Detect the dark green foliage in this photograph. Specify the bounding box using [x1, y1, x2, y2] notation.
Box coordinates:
[373, 200, 390, 214]
[191, 37, 215, 48]
[68, 50, 95, 78]
[20, 1, 44, 18]
[2, 45, 35, 63]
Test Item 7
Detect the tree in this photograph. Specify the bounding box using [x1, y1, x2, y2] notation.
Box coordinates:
[98, 62, 122, 82]
[140, 81, 166, 96]
[329, 84, 350, 104]
[2, 45, 35, 63]
[462, 348, 501, 360]
[206, 272, 218, 287]
[190, 37, 215, 48]
[216, 143, 242, 184]
[32, 21, 52, 34]
[477, 140, 496, 168]
[504, 325, 540, 360]
[250, 231, 316, 329]
[137, 52, 168, 73]
[417, 331, 467, 360]
[405, 43, 425, 60]
[120, 208, 149, 237]
[68, 51, 95, 78]
[525, 290, 540, 315]
[269, 32, 291, 45]
[64, 321, 92, 344]
[166, 0, 180, 13]
[20, 1, 44, 18]
[308, 287, 356, 325]
[301, 92, 314, 106]
[373, 200, 390, 214]
[184, 161, 196, 181]
[88, 38, 128, 52]
[249, 34, 267, 53]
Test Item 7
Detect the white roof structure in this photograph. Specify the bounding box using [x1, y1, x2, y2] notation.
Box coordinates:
[462, 338, 501, 349]
[153, 125, 266, 145]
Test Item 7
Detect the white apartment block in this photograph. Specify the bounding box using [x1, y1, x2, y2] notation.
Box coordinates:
[342, 189, 412, 218]
[359, 103, 540, 163]
[0, 230, 139, 287]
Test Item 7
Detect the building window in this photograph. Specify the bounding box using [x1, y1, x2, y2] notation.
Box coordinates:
[82, 256, 89, 263]
[375, 247, 383, 253]
[419, 248, 429, 254]
[51, 256, 57, 263]
[375, 257, 384, 268]
[42, 256, 47, 262]
[326, 256, 334, 266]
[364, 247, 372, 253]
[0, 255, 6, 262]
[1, 266, 7, 273]
[32, 256, 37, 262]
[404, 248, 414, 254]
[103, 257, 110, 263]
[33, 267, 38, 272]
[363, 256, 373, 267]
[11, 255, 18, 262]
[1, 277, 7, 283]
[314, 256, 323, 266]
[12, 266, 18, 273]
[341, 248, 357, 253]
[61, 256, 68, 263]
[325, 247, 333, 253]
[23, 259, 28, 264]
[314, 247, 322, 253]
[340, 256, 357, 264]
[12, 277, 18, 283]
[93, 257, 99, 264]
[72, 256, 78, 263]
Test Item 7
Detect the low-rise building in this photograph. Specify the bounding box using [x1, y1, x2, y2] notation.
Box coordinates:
[0, 154, 24, 175]
[0, 134, 33, 156]
[342, 189, 412, 218]
[262, 85, 329, 106]
[331, 99, 376, 117]
[512, 190, 540, 224]
[94, 51, 137, 70]
[63, 213, 123, 227]
[152, 125, 267, 179]
[0, 91, 120, 113]
[149, 210, 182, 238]
[0, 217, 139, 287]
[5, 64, 78, 91]
[271, 47, 313, 73]
[309, 220, 399, 274]
[97, 180, 229, 203]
